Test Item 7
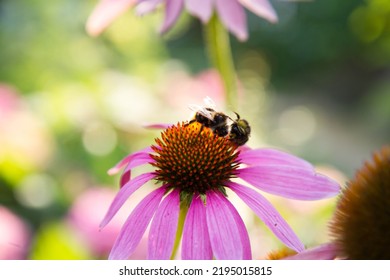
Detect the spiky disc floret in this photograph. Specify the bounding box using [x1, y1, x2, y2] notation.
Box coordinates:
[330, 146, 390, 259]
[150, 122, 240, 196]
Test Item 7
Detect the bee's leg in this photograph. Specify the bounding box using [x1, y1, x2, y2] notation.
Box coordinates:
[197, 124, 204, 136]
[185, 119, 196, 127]
[213, 123, 229, 137]
[188, 124, 204, 146]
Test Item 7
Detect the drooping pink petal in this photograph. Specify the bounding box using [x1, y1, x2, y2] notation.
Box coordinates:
[215, 0, 247, 41]
[142, 123, 172, 130]
[182, 196, 212, 260]
[238, 148, 313, 171]
[135, 0, 163, 15]
[159, 0, 184, 33]
[119, 152, 153, 187]
[222, 194, 252, 260]
[185, 0, 213, 23]
[86, 0, 137, 36]
[148, 189, 180, 260]
[238, 0, 278, 23]
[228, 181, 305, 252]
[109, 186, 166, 259]
[120, 169, 131, 188]
[108, 146, 153, 175]
[237, 165, 340, 200]
[100, 172, 156, 228]
[206, 191, 244, 259]
[122, 152, 152, 171]
[284, 243, 340, 260]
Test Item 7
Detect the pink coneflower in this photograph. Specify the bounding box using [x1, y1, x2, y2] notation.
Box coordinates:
[87, 0, 278, 40]
[330, 146, 390, 259]
[102, 122, 340, 259]
[266, 146, 390, 260]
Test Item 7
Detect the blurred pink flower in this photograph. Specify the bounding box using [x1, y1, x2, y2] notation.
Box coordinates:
[164, 69, 225, 111]
[0, 207, 30, 259]
[157, 68, 244, 121]
[87, 0, 278, 40]
[0, 84, 21, 118]
[68, 187, 147, 258]
[0, 84, 54, 169]
[101, 123, 339, 260]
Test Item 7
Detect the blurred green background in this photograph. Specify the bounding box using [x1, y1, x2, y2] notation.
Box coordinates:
[0, 0, 389, 259]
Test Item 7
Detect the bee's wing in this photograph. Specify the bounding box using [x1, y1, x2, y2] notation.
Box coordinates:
[188, 104, 214, 120]
[203, 96, 216, 109]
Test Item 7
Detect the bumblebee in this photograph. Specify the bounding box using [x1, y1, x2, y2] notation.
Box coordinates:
[188, 97, 251, 146]
[187, 106, 229, 137]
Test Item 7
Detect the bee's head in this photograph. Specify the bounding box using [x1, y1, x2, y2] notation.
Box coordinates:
[229, 113, 251, 146]
[233, 113, 251, 133]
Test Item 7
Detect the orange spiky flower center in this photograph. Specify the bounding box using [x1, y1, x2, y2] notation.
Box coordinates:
[150, 122, 240, 197]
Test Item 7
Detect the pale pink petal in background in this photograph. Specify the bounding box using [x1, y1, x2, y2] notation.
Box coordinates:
[135, 0, 163, 15]
[159, 0, 184, 33]
[215, 0, 248, 41]
[86, 0, 137, 36]
[238, 0, 278, 23]
[185, 0, 213, 23]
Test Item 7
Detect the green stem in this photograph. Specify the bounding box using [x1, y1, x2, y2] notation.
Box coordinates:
[170, 201, 189, 259]
[204, 14, 237, 110]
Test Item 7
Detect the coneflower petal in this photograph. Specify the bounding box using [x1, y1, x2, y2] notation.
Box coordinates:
[119, 153, 153, 188]
[237, 145, 252, 153]
[159, 0, 184, 33]
[237, 165, 340, 200]
[215, 0, 247, 41]
[135, 0, 162, 15]
[100, 172, 156, 228]
[142, 123, 172, 130]
[108, 146, 153, 175]
[148, 189, 180, 260]
[283, 243, 340, 260]
[185, 0, 213, 23]
[206, 191, 244, 259]
[182, 196, 213, 260]
[223, 193, 252, 260]
[228, 181, 305, 252]
[109, 186, 166, 260]
[238, 0, 278, 23]
[238, 148, 313, 171]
